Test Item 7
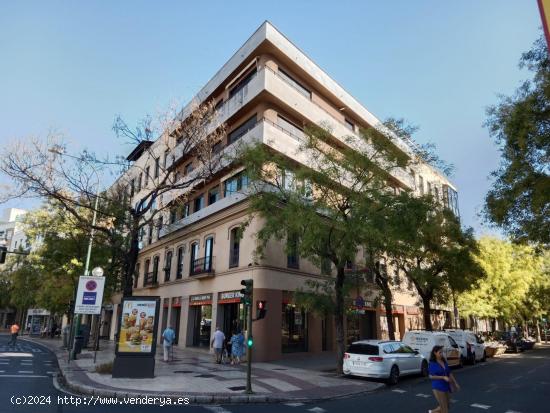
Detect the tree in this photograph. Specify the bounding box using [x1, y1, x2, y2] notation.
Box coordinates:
[389, 193, 484, 331]
[239, 122, 413, 374]
[485, 36, 550, 245]
[0, 100, 225, 298]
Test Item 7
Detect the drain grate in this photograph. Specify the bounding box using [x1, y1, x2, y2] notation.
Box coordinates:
[173, 370, 194, 374]
[228, 386, 246, 391]
[194, 373, 215, 378]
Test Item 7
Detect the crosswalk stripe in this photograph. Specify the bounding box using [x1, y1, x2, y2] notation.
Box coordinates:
[392, 389, 406, 393]
[471, 403, 491, 409]
[504, 411, 522, 413]
[204, 406, 232, 413]
[416, 393, 431, 398]
[308, 408, 326, 413]
[0, 374, 48, 378]
[285, 403, 305, 407]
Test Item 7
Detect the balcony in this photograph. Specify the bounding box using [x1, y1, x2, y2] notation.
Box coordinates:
[143, 272, 158, 287]
[190, 256, 215, 278]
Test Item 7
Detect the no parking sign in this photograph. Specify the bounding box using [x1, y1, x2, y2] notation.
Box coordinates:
[75, 276, 105, 314]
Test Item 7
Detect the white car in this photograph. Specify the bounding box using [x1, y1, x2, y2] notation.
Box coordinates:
[343, 340, 428, 385]
[402, 330, 462, 367]
[445, 329, 486, 364]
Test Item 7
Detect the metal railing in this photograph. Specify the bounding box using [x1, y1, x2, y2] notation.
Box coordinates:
[190, 256, 215, 276]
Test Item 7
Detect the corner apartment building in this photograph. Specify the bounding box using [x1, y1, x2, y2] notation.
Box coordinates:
[108, 22, 459, 361]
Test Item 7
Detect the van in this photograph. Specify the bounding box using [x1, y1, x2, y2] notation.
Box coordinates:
[445, 329, 486, 364]
[402, 330, 462, 367]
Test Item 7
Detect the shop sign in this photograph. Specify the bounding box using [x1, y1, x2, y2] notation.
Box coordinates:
[189, 293, 212, 306]
[218, 290, 243, 304]
[294, 311, 303, 325]
[27, 308, 51, 316]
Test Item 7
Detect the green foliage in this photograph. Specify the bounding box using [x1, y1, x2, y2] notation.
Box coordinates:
[458, 237, 549, 323]
[485, 36, 550, 245]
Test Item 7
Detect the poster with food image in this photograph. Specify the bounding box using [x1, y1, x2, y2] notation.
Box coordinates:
[117, 298, 158, 353]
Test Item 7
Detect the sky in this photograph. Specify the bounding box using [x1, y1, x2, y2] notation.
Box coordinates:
[0, 1, 542, 236]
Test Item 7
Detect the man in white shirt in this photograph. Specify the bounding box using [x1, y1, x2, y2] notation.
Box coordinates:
[211, 326, 225, 364]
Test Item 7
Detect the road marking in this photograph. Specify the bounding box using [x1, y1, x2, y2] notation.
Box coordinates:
[47, 371, 56, 374]
[510, 375, 523, 382]
[0, 353, 33, 357]
[471, 403, 491, 409]
[308, 408, 326, 413]
[0, 374, 48, 378]
[392, 389, 406, 393]
[285, 403, 305, 407]
[504, 410, 522, 413]
[451, 399, 458, 403]
[204, 406, 232, 413]
[416, 393, 431, 398]
[18, 370, 34, 373]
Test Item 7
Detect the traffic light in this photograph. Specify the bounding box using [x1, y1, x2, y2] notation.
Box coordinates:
[247, 336, 253, 348]
[240, 279, 253, 306]
[256, 300, 267, 320]
[0, 246, 7, 264]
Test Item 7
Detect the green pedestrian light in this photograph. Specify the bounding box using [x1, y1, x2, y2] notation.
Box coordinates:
[247, 337, 253, 347]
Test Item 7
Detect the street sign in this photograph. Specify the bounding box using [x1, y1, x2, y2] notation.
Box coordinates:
[75, 276, 105, 314]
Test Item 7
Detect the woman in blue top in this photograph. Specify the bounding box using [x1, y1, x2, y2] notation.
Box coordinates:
[428, 345, 460, 413]
[229, 330, 245, 365]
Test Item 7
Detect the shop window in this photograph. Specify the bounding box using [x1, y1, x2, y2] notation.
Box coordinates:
[176, 247, 184, 279]
[282, 302, 307, 353]
[229, 227, 241, 268]
[164, 251, 172, 282]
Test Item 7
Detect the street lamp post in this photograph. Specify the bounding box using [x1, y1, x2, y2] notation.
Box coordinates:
[48, 147, 101, 361]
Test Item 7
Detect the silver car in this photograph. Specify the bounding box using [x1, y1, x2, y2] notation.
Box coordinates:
[343, 340, 428, 385]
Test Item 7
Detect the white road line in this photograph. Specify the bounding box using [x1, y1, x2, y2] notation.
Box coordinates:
[47, 371, 56, 374]
[18, 370, 34, 374]
[204, 407, 232, 413]
[510, 375, 523, 382]
[285, 403, 305, 407]
[504, 410, 522, 413]
[416, 393, 431, 398]
[0, 374, 48, 378]
[0, 370, 5, 373]
[392, 389, 407, 393]
[471, 403, 491, 409]
[308, 408, 326, 413]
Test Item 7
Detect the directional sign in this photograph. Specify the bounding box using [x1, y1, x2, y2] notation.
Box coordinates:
[75, 276, 105, 314]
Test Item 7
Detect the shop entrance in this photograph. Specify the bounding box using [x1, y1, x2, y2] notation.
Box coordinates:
[188, 294, 213, 347]
[347, 310, 377, 345]
[217, 291, 245, 338]
[282, 301, 308, 353]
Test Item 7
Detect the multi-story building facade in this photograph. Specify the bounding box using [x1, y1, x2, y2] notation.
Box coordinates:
[108, 22, 459, 361]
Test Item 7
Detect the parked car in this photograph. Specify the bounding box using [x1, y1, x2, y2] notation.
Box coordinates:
[343, 340, 428, 385]
[497, 331, 525, 353]
[445, 329, 486, 364]
[402, 330, 462, 367]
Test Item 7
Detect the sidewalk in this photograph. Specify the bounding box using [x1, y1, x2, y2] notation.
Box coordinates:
[25, 337, 383, 404]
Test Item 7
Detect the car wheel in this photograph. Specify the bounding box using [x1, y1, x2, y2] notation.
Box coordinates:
[420, 360, 429, 377]
[388, 365, 399, 385]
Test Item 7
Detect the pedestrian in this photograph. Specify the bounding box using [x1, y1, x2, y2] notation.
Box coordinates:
[41, 325, 48, 338]
[9, 323, 20, 346]
[26, 322, 31, 335]
[50, 322, 58, 339]
[162, 325, 176, 362]
[428, 345, 460, 413]
[229, 330, 244, 365]
[211, 326, 225, 364]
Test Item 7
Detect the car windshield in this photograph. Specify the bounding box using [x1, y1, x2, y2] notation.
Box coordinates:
[347, 344, 379, 355]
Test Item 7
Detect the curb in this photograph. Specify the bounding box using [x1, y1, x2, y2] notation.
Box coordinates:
[22, 337, 385, 405]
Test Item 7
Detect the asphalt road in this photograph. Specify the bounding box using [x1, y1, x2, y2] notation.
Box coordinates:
[1, 333, 549, 412]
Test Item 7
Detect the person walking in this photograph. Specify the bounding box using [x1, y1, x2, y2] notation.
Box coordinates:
[211, 326, 225, 364]
[428, 345, 460, 413]
[9, 323, 20, 347]
[229, 330, 244, 365]
[162, 325, 176, 362]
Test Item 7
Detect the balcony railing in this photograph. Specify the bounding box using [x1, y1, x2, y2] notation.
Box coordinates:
[190, 256, 215, 276]
[229, 249, 239, 268]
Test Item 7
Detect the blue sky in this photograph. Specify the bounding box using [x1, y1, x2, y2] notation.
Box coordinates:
[0, 1, 541, 235]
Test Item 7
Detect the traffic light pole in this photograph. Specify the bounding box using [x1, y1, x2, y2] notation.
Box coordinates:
[245, 301, 253, 394]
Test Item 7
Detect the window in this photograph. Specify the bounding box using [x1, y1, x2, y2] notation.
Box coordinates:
[229, 227, 241, 268]
[229, 67, 257, 98]
[145, 166, 150, 186]
[434, 186, 439, 202]
[143, 259, 150, 287]
[212, 141, 223, 154]
[287, 233, 299, 269]
[154, 157, 160, 178]
[418, 175, 424, 195]
[344, 118, 355, 132]
[147, 223, 153, 245]
[427, 182, 432, 196]
[215, 99, 224, 110]
[176, 247, 184, 279]
[174, 170, 181, 182]
[278, 68, 311, 99]
[204, 237, 214, 272]
[137, 173, 142, 192]
[170, 207, 177, 224]
[228, 115, 257, 144]
[224, 171, 249, 196]
[134, 263, 140, 288]
[208, 186, 220, 205]
[282, 169, 296, 191]
[184, 163, 193, 175]
[194, 194, 204, 212]
[190, 242, 199, 274]
[157, 216, 163, 240]
[346, 343, 379, 355]
[130, 179, 135, 197]
[164, 251, 172, 282]
[180, 203, 190, 219]
[164, 150, 170, 168]
[152, 256, 159, 284]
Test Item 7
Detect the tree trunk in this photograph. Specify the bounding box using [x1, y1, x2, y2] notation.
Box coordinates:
[122, 228, 140, 297]
[534, 318, 541, 343]
[376, 275, 396, 340]
[334, 267, 346, 375]
[421, 295, 433, 331]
